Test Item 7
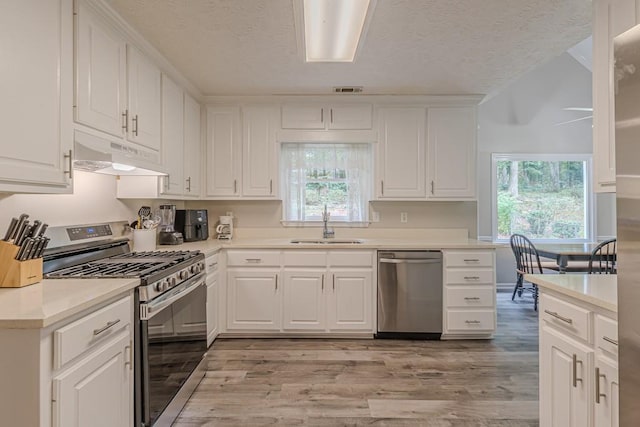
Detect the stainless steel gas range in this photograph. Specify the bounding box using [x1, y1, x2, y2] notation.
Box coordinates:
[43, 222, 207, 427]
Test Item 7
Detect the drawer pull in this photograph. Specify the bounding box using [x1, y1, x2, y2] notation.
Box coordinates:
[463, 259, 480, 262]
[595, 367, 606, 403]
[464, 297, 480, 301]
[245, 258, 262, 263]
[603, 336, 618, 346]
[464, 276, 480, 280]
[93, 319, 120, 336]
[544, 310, 573, 324]
[208, 262, 218, 268]
[465, 320, 481, 324]
[572, 354, 583, 387]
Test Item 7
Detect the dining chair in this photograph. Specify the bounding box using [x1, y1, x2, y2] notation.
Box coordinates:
[589, 238, 617, 274]
[510, 234, 560, 310]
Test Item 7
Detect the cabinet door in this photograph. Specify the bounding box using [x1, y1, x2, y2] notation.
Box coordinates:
[227, 270, 281, 330]
[0, 0, 73, 192]
[328, 270, 373, 331]
[160, 74, 184, 196]
[127, 45, 161, 151]
[377, 107, 426, 199]
[206, 106, 241, 197]
[540, 325, 592, 427]
[206, 273, 219, 346]
[242, 105, 278, 197]
[281, 104, 325, 129]
[183, 93, 202, 197]
[594, 355, 619, 427]
[327, 105, 372, 130]
[427, 107, 476, 199]
[75, 4, 126, 138]
[283, 270, 326, 330]
[53, 331, 132, 427]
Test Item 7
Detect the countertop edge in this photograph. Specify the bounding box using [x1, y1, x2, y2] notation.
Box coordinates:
[524, 274, 617, 313]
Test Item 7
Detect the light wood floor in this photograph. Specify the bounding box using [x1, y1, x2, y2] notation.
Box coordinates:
[174, 290, 539, 426]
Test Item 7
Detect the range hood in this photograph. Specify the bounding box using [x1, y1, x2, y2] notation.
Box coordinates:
[73, 130, 167, 176]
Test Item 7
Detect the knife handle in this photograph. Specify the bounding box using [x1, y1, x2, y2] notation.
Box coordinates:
[16, 224, 32, 246]
[28, 220, 42, 238]
[3, 218, 18, 241]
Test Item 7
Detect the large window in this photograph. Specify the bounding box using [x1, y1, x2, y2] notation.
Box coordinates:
[492, 154, 593, 242]
[280, 143, 372, 224]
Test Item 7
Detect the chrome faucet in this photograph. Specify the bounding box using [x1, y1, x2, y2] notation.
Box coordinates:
[322, 205, 335, 239]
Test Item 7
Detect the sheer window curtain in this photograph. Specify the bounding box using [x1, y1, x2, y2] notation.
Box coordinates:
[280, 143, 372, 224]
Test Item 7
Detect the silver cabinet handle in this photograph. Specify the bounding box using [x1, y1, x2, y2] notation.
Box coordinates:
[321, 108, 324, 123]
[122, 110, 129, 133]
[603, 336, 618, 346]
[464, 297, 480, 301]
[234, 179, 237, 194]
[125, 340, 132, 370]
[245, 258, 262, 263]
[431, 180, 434, 195]
[381, 180, 384, 195]
[63, 149, 73, 179]
[93, 319, 120, 336]
[463, 259, 480, 262]
[186, 176, 192, 192]
[132, 114, 139, 136]
[321, 274, 324, 291]
[332, 274, 335, 291]
[464, 276, 480, 280]
[270, 179, 273, 195]
[465, 320, 481, 324]
[330, 108, 333, 123]
[544, 310, 573, 324]
[275, 274, 278, 291]
[595, 367, 606, 403]
[572, 354, 583, 387]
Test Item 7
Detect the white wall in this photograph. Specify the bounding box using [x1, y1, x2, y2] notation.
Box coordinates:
[477, 52, 617, 283]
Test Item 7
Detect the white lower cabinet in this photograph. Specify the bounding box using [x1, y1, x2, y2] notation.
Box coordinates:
[538, 290, 619, 427]
[282, 270, 326, 330]
[206, 251, 220, 346]
[227, 269, 281, 330]
[327, 270, 373, 331]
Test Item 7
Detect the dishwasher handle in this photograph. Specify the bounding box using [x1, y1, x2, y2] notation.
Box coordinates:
[379, 258, 441, 264]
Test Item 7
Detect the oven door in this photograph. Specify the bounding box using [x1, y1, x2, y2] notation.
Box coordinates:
[138, 273, 207, 427]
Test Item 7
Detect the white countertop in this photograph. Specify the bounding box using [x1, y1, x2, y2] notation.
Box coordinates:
[0, 278, 139, 329]
[524, 274, 617, 312]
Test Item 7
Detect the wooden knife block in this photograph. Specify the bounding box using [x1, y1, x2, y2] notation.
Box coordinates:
[0, 240, 43, 287]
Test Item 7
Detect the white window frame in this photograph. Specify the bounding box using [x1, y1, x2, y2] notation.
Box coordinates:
[491, 153, 594, 243]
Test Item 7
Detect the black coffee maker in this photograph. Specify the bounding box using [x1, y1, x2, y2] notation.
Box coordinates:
[175, 210, 209, 242]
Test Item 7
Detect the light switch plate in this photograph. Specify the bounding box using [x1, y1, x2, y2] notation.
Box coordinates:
[400, 212, 408, 223]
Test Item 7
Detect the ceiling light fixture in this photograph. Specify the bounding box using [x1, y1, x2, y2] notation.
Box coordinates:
[303, 0, 372, 62]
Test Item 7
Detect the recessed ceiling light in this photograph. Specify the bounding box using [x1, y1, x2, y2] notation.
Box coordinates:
[302, 0, 372, 62]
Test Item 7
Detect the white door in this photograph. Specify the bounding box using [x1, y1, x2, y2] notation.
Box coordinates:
[328, 270, 372, 331]
[377, 107, 427, 199]
[0, 0, 73, 192]
[75, 4, 126, 138]
[227, 270, 280, 330]
[242, 105, 278, 197]
[205, 106, 241, 197]
[427, 107, 476, 199]
[183, 93, 202, 197]
[327, 104, 373, 130]
[127, 45, 161, 151]
[206, 272, 219, 346]
[160, 74, 184, 196]
[540, 325, 592, 427]
[52, 331, 132, 427]
[281, 104, 324, 129]
[282, 270, 326, 330]
[594, 354, 619, 427]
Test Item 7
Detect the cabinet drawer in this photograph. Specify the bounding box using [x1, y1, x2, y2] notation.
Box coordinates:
[205, 252, 220, 274]
[446, 310, 495, 332]
[227, 250, 281, 267]
[446, 286, 495, 308]
[283, 250, 327, 267]
[445, 251, 493, 267]
[53, 295, 132, 369]
[595, 314, 618, 356]
[445, 269, 493, 285]
[540, 293, 591, 342]
[328, 251, 373, 267]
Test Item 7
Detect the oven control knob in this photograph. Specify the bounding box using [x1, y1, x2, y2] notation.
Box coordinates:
[179, 271, 188, 280]
[190, 264, 200, 274]
[170, 277, 177, 287]
[154, 282, 163, 292]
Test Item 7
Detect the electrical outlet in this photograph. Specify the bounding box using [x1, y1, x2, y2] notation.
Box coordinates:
[400, 212, 408, 223]
[226, 211, 233, 217]
[371, 211, 380, 222]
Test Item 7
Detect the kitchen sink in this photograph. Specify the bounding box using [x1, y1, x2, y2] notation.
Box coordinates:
[290, 239, 364, 244]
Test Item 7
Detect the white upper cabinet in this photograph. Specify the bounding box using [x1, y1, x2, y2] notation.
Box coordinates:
[281, 104, 372, 130]
[427, 107, 477, 199]
[75, 3, 127, 138]
[593, 0, 640, 192]
[242, 105, 279, 198]
[160, 74, 184, 196]
[183, 93, 202, 197]
[376, 107, 427, 199]
[0, 0, 73, 193]
[127, 45, 162, 151]
[206, 106, 242, 197]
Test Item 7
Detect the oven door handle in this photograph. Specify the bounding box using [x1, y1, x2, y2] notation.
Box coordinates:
[140, 273, 206, 320]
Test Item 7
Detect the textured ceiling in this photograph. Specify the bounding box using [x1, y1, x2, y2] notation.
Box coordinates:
[107, 0, 591, 96]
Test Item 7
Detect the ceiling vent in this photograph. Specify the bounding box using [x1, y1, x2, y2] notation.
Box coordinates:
[333, 86, 363, 93]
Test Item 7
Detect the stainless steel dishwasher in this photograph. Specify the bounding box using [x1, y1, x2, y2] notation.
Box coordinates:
[376, 251, 443, 339]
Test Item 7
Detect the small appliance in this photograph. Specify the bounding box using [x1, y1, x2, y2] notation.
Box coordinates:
[175, 209, 209, 242]
[158, 205, 184, 245]
[216, 215, 233, 240]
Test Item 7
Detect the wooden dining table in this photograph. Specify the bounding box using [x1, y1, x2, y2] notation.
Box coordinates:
[535, 242, 603, 273]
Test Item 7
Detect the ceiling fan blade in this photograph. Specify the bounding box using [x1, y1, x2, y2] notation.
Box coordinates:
[563, 107, 593, 112]
[555, 115, 593, 126]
